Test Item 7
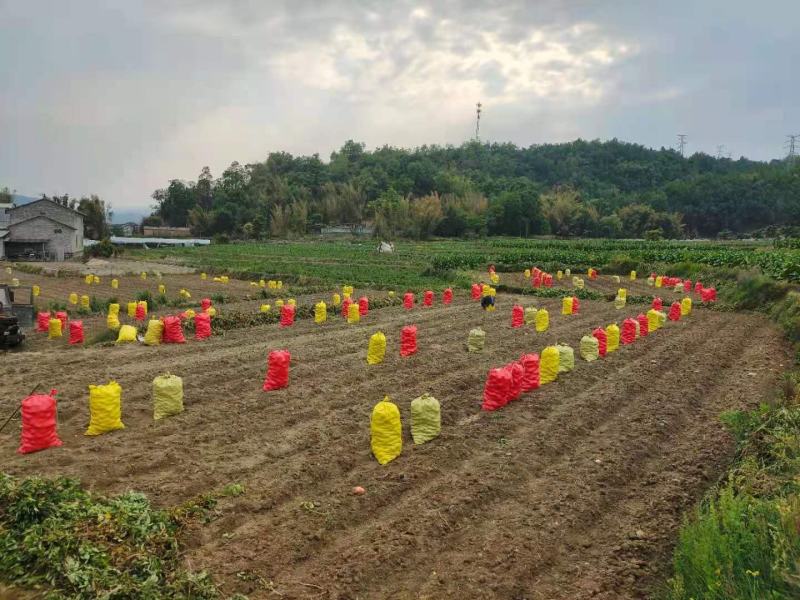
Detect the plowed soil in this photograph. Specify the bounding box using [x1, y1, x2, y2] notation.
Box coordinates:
[1, 289, 790, 599]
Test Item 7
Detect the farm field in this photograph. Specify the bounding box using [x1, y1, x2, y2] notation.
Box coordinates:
[1, 251, 793, 599]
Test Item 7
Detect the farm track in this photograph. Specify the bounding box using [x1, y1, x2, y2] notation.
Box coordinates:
[0, 289, 789, 599]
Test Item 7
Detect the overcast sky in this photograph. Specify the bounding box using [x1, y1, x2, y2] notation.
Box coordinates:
[1, 0, 798, 216]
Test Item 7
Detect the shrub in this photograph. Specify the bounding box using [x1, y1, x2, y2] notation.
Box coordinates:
[604, 254, 639, 275]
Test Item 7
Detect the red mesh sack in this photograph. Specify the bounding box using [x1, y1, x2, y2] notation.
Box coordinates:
[423, 290, 434, 306]
[341, 297, 352, 318]
[37, 311, 50, 332]
[701, 288, 713, 302]
[443, 288, 453, 305]
[532, 274, 541, 288]
[507, 362, 523, 401]
[488, 264, 495, 273]
[403, 292, 414, 310]
[572, 297, 580, 314]
[400, 325, 417, 357]
[592, 327, 607, 357]
[55, 311, 68, 329]
[17, 390, 62, 454]
[262, 350, 291, 391]
[520, 353, 540, 391]
[511, 305, 524, 328]
[684, 280, 692, 292]
[69, 320, 84, 345]
[482, 367, 512, 411]
[162, 316, 186, 343]
[471, 283, 481, 300]
[652, 297, 663, 311]
[532, 267, 541, 278]
[668, 302, 682, 321]
[201, 298, 212, 311]
[543, 273, 553, 288]
[195, 312, 212, 339]
[694, 281, 703, 294]
[358, 296, 369, 316]
[280, 304, 295, 327]
[707, 287, 717, 302]
[621, 318, 637, 344]
[135, 303, 146, 321]
[637, 313, 649, 336]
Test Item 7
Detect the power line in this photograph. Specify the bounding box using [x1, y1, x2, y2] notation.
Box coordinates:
[677, 134, 687, 157]
[475, 102, 482, 141]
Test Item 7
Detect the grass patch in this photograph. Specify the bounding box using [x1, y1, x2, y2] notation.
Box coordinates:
[0, 474, 247, 599]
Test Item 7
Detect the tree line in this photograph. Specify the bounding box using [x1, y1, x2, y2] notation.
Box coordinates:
[145, 139, 800, 240]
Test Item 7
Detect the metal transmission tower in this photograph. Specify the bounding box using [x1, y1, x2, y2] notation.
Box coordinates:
[475, 102, 483, 141]
[787, 134, 799, 164]
[677, 134, 688, 156]
[716, 145, 725, 159]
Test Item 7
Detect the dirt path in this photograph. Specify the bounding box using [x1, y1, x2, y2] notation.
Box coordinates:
[0, 293, 789, 599]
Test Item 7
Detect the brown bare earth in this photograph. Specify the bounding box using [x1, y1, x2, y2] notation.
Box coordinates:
[0, 277, 790, 599]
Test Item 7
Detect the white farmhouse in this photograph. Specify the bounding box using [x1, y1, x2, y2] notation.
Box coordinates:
[0, 199, 84, 261]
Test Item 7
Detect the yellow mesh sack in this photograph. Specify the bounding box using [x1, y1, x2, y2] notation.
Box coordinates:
[268, 280, 276, 289]
[69, 292, 78, 305]
[80, 295, 90, 309]
[184, 309, 195, 319]
[84, 274, 93, 284]
[647, 276, 655, 287]
[260, 304, 271, 313]
[655, 276, 663, 288]
[490, 272, 499, 284]
[126, 302, 137, 317]
[606, 324, 620, 353]
[200, 272, 207, 280]
[371, 396, 402, 465]
[561, 297, 573, 315]
[580, 335, 599, 361]
[116, 324, 137, 343]
[107, 314, 120, 331]
[681, 297, 692, 316]
[108, 303, 120, 315]
[85, 381, 124, 436]
[347, 302, 360, 324]
[657, 311, 667, 327]
[288, 298, 296, 307]
[367, 332, 386, 364]
[565, 268, 571, 277]
[388, 291, 395, 298]
[153, 374, 183, 420]
[467, 328, 485, 352]
[612, 275, 619, 283]
[411, 394, 440, 445]
[630, 270, 637, 280]
[647, 309, 660, 332]
[206, 306, 216, 317]
[557, 270, 563, 280]
[535, 308, 549, 332]
[143, 320, 163, 346]
[575, 278, 585, 290]
[158, 284, 166, 294]
[48, 318, 62, 339]
[111, 278, 119, 289]
[276, 280, 282, 289]
[332, 293, 341, 306]
[524, 306, 537, 325]
[557, 344, 574, 373]
[259, 279, 266, 288]
[93, 276, 100, 284]
[617, 288, 627, 300]
[524, 269, 531, 278]
[275, 299, 284, 308]
[614, 296, 626, 310]
[314, 301, 327, 323]
[140, 272, 147, 280]
[540, 346, 559, 384]
[32, 285, 40, 297]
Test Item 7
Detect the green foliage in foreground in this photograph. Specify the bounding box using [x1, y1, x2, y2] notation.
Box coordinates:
[664, 400, 800, 599]
[0, 474, 241, 599]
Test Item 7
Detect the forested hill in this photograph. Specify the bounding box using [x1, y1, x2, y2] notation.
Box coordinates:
[148, 139, 800, 240]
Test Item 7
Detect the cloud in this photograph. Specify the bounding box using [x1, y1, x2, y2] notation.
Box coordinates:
[0, 0, 798, 212]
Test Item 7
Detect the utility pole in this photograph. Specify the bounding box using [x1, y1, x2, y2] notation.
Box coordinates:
[475, 102, 482, 141]
[677, 134, 687, 157]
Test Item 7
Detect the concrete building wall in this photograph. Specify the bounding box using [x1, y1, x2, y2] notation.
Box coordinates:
[8, 200, 83, 259]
